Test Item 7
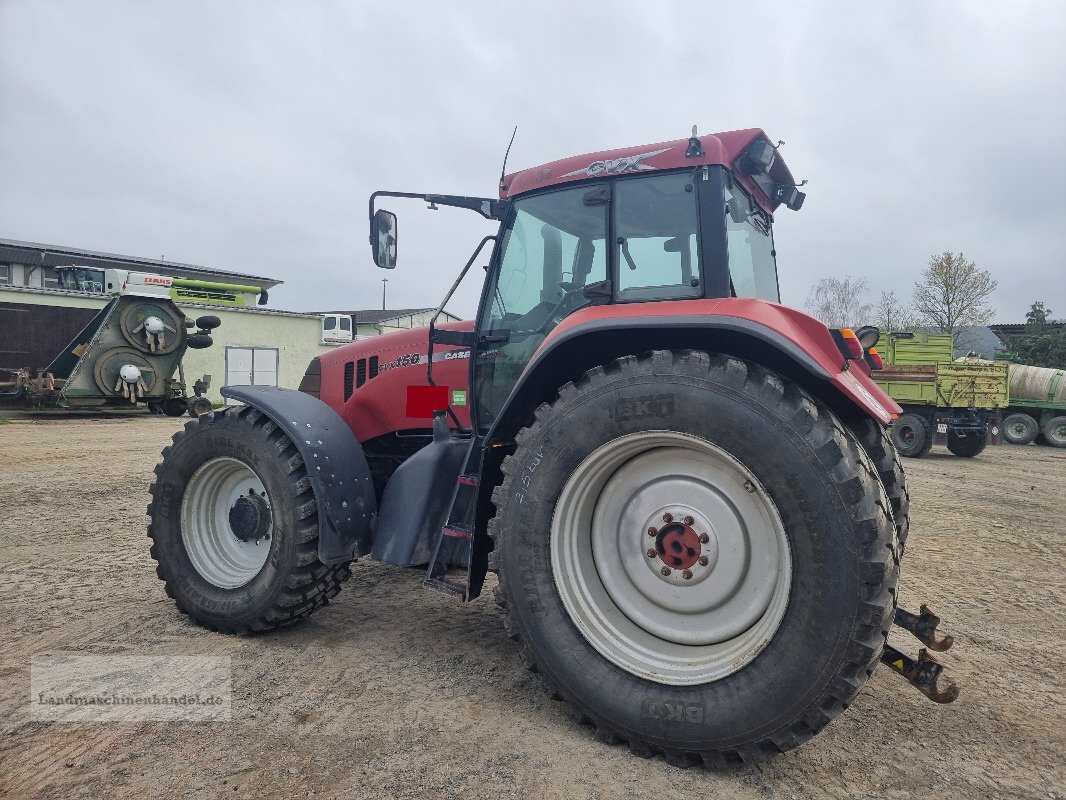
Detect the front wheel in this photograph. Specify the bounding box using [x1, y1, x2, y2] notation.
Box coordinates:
[147, 406, 351, 633]
[491, 351, 897, 765]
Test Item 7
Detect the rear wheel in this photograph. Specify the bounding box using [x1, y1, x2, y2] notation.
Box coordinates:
[947, 428, 987, 457]
[162, 398, 187, 417]
[849, 416, 910, 552]
[1002, 413, 1038, 445]
[147, 406, 351, 632]
[891, 413, 932, 458]
[1042, 415, 1066, 448]
[491, 351, 897, 765]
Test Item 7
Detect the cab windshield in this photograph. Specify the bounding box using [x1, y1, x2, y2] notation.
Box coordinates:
[58, 267, 105, 293]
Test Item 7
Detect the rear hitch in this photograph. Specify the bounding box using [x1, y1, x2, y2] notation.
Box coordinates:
[894, 604, 954, 651]
[881, 644, 960, 703]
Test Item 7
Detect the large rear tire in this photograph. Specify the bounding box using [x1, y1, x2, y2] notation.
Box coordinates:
[891, 413, 932, 458]
[147, 406, 351, 633]
[1002, 413, 1038, 445]
[491, 351, 897, 766]
[1042, 415, 1066, 448]
[849, 416, 910, 553]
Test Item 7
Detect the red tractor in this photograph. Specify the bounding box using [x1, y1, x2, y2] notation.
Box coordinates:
[148, 127, 957, 766]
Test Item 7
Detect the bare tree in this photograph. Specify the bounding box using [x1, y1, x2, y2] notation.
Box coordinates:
[912, 252, 997, 332]
[873, 290, 920, 332]
[805, 276, 873, 329]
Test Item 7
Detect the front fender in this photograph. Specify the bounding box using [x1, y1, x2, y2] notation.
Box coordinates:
[221, 385, 376, 564]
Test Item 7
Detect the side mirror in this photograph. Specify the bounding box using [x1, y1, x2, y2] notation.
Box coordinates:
[371, 209, 398, 269]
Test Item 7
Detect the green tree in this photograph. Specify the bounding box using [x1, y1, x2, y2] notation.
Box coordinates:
[912, 252, 997, 332]
[1013, 301, 1066, 368]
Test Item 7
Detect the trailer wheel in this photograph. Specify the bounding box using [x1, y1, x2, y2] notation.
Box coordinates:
[1042, 415, 1066, 448]
[187, 396, 213, 417]
[162, 398, 188, 417]
[1002, 413, 1038, 445]
[891, 413, 932, 458]
[147, 406, 351, 633]
[946, 428, 987, 457]
[491, 351, 897, 766]
[849, 416, 910, 552]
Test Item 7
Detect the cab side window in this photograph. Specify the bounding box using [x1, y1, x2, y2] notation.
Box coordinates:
[614, 173, 702, 301]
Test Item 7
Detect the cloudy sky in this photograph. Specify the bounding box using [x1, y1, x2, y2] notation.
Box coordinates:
[2, 1, 1063, 322]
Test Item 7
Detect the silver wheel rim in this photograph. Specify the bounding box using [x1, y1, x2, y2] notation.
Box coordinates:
[181, 457, 272, 589]
[551, 431, 792, 686]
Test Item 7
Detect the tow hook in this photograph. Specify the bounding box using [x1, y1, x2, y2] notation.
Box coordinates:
[894, 604, 954, 651]
[880, 644, 960, 704]
[881, 603, 960, 703]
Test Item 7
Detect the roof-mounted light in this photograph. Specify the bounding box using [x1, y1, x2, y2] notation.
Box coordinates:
[774, 184, 806, 211]
[740, 139, 776, 175]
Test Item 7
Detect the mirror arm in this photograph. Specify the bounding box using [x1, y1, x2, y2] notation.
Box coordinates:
[369, 190, 502, 223]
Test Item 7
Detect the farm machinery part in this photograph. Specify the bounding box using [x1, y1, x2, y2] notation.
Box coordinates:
[148, 127, 961, 767]
[0, 271, 223, 413]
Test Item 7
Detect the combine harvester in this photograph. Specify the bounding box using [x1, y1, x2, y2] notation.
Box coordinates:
[0, 266, 256, 416]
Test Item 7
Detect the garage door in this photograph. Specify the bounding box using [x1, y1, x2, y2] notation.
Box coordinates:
[225, 347, 278, 403]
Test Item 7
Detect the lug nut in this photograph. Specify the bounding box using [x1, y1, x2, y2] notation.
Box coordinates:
[682, 570, 693, 580]
[662, 513, 673, 523]
[646, 549, 657, 559]
[699, 533, 710, 544]
[698, 556, 709, 566]
[660, 567, 672, 577]
[683, 516, 694, 526]
[647, 527, 658, 537]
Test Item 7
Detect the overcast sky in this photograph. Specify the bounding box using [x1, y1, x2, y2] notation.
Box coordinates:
[2, 1, 1063, 322]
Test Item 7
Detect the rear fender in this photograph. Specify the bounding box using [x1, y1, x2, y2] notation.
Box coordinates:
[221, 385, 377, 564]
[487, 300, 900, 444]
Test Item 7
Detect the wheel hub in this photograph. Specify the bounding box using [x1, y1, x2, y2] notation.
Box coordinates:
[229, 492, 271, 542]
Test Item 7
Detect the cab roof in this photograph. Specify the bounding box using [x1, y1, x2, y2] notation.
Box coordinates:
[500, 127, 797, 214]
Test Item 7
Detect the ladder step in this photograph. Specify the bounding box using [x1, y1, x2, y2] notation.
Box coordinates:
[442, 526, 473, 541]
[423, 577, 467, 599]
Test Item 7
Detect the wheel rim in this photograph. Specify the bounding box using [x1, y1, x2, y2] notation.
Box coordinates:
[181, 457, 273, 589]
[897, 423, 916, 446]
[551, 431, 792, 686]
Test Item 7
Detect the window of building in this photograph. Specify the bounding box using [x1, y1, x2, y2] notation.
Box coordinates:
[0, 264, 10, 285]
[42, 267, 60, 289]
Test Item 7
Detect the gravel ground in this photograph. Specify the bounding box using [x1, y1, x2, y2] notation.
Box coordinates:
[1, 413, 1064, 799]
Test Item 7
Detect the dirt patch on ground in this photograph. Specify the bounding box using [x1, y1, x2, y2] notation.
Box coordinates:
[1, 414, 1063, 799]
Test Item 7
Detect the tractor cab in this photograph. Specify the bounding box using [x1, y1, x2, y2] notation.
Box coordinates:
[369, 128, 806, 431]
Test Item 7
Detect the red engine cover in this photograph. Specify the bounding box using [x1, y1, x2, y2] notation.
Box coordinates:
[316, 320, 474, 443]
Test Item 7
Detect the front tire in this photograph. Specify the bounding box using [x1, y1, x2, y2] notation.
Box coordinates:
[491, 351, 897, 765]
[147, 406, 351, 633]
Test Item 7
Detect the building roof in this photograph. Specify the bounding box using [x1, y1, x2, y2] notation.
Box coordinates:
[322, 308, 462, 325]
[0, 237, 282, 289]
[989, 322, 1066, 337]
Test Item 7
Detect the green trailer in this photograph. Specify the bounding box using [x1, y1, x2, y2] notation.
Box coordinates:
[874, 332, 1008, 458]
[997, 364, 1066, 448]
